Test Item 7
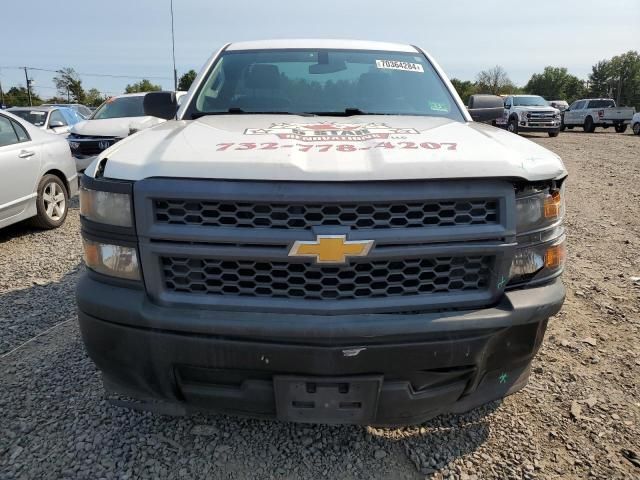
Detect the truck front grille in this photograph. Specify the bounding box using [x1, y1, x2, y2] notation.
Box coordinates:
[160, 255, 492, 300]
[135, 179, 513, 313]
[527, 111, 556, 126]
[154, 199, 498, 230]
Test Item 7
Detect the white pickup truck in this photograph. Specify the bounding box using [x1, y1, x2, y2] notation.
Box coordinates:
[76, 39, 567, 426]
[561, 98, 635, 133]
[632, 112, 640, 136]
[495, 95, 561, 137]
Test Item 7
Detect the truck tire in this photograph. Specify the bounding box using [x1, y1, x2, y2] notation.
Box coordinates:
[583, 116, 595, 133]
[30, 174, 69, 229]
[507, 118, 518, 134]
[633, 122, 640, 135]
[559, 120, 566, 132]
[614, 124, 627, 133]
[548, 130, 560, 137]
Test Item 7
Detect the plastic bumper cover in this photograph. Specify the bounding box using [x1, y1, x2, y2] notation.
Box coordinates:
[76, 275, 565, 425]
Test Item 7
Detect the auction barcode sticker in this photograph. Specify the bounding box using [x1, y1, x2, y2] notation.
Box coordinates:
[375, 60, 424, 72]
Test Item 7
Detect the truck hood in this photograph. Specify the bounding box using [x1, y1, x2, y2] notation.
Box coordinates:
[99, 115, 566, 182]
[517, 105, 558, 112]
[71, 116, 164, 138]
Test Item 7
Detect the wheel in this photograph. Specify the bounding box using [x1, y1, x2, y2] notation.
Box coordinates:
[31, 174, 68, 229]
[583, 116, 595, 133]
[633, 122, 640, 135]
[548, 130, 560, 137]
[507, 118, 518, 134]
[614, 124, 627, 133]
[560, 121, 566, 132]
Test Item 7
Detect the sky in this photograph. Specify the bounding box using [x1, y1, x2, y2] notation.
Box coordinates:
[1, 0, 638, 99]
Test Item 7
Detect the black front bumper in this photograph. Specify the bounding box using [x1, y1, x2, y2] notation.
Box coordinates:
[76, 275, 564, 425]
[518, 126, 561, 133]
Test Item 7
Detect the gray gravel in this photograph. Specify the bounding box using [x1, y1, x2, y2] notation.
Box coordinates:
[1, 132, 639, 479]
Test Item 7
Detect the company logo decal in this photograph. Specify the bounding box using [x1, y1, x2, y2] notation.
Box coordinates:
[244, 122, 419, 142]
[288, 235, 374, 264]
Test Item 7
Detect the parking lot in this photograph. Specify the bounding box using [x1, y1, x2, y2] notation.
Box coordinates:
[1, 130, 638, 479]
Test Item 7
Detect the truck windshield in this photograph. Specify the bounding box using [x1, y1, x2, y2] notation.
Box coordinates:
[513, 96, 548, 107]
[91, 96, 145, 120]
[189, 49, 463, 120]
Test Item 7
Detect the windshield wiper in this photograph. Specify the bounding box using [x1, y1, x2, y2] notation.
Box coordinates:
[308, 108, 390, 116]
[192, 108, 314, 119]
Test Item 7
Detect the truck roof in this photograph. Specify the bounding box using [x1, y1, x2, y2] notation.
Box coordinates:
[226, 39, 419, 53]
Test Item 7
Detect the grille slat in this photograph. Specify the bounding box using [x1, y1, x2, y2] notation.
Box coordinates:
[154, 200, 498, 230]
[161, 256, 492, 300]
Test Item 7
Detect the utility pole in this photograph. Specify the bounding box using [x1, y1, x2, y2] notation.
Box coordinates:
[67, 86, 70, 103]
[23, 67, 32, 106]
[170, 0, 178, 91]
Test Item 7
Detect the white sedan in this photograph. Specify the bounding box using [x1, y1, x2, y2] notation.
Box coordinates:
[0, 110, 78, 230]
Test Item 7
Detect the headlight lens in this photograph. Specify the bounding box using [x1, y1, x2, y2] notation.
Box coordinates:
[520, 111, 529, 121]
[83, 239, 140, 280]
[80, 187, 133, 227]
[516, 188, 564, 233]
[509, 237, 566, 284]
[510, 183, 567, 287]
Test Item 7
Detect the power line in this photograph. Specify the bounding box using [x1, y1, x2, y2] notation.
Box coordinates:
[0, 65, 170, 80]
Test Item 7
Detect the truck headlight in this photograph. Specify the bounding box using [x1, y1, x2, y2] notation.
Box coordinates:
[520, 111, 529, 121]
[510, 183, 567, 286]
[80, 187, 133, 227]
[509, 236, 566, 284]
[83, 239, 140, 280]
[516, 188, 564, 233]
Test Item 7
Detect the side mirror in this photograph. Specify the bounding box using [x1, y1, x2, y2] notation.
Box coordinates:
[49, 120, 65, 128]
[143, 91, 178, 120]
[467, 94, 505, 122]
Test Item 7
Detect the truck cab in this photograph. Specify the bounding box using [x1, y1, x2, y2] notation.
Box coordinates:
[497, 95, 561, 137]
[76, 39, 566, 426]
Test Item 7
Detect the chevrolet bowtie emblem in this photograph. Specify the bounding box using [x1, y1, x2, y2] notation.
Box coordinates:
[288, 235, 374, 264]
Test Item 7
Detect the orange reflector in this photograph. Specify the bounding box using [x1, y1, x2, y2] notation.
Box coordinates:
[545, 243, 566, 269]
[83, 241, 100, 267]
[544, 190, 562, 218]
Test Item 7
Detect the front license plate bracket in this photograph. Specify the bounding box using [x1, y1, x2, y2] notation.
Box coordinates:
[274, 375, 383, 424]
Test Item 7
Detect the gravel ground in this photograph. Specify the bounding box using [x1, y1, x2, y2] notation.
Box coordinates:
[1, 130, 639, 479]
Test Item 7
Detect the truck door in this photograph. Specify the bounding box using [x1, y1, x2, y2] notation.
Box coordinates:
[499, 96, 512, 126]
[572, 101, 586, 124]
[565, 101, 577, 125]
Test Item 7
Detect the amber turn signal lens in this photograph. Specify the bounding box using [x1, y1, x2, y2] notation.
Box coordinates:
[83, 241, 100, 267]
[544, 191, 562, 218]
[545, 243, 566, 269]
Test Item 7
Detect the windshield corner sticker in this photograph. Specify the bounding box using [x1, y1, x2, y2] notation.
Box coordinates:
[428, 101, 450, 113]
[375, 60, 424, 73]
[244, 122, 419, 141]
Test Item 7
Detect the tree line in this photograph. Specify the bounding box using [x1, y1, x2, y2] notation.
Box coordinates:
[1, 68, 198, 108]
[451, 50, 640, 108]
[3, 50, 639, 109]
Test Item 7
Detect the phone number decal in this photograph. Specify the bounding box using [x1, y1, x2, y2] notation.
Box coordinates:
[216, 141, 457, 152]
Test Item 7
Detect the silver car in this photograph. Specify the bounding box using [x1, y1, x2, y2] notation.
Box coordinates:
[7, 106, 84, 137]
[0, 110, 78, 229]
